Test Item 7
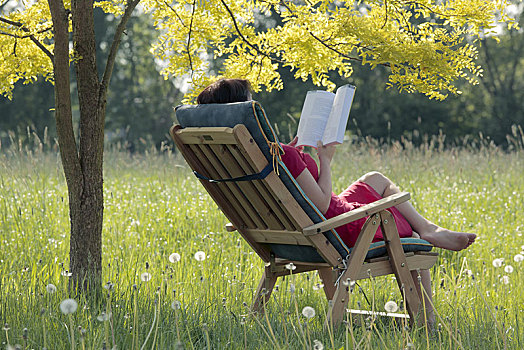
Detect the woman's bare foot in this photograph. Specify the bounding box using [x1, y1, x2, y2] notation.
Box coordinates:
[418, 225, 476, 251]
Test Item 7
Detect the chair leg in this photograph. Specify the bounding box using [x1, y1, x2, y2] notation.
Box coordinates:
[318, 267, 337, 301]
[251, 265, 278, 314]
[327, 216, 380, 326]
[380, 210, 424, 326]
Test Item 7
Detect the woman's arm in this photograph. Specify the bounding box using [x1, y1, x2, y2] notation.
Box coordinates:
[295, 141, 336, 214]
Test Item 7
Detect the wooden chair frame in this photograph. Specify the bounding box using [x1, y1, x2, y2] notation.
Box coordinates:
[170, 124, 438, 326]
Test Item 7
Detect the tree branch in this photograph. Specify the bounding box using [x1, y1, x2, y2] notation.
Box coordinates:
[47, 0, 82, 194]
[0, 16, 54, 60]
[219, 0, 285, 64]
[99, 0, 141, 107]
[186, 0, 196, 75]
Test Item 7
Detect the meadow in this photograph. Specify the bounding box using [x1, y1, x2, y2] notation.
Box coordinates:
[0, 131, 523, 349]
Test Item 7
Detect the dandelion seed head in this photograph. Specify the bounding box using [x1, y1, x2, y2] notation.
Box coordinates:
[289, 283, 296, 294]
[169, 253, 181, 263]
[313, 339, 324, 350]
[514, 254, 523, 263]
[301, 306, 316, 319]
[46, 283, 57, 294]
[492, 258, 503, 268]
[194, 251, 206, 262]
[285, 262, 296, 271]
[59, 298, 78, 314]
[504, 265, 514, 273]
[171, 300, 181, 310]
[384, 300, 399, 313]
[501, 275, 510, 285]
[140, 272, 152, 282]
[97, 312, 111, 322]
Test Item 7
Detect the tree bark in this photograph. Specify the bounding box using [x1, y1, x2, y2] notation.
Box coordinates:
[68, 0, 104, 290]
[48, 0, 141, 291]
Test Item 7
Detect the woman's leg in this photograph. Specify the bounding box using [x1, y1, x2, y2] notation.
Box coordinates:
[358, 172, 476, 251]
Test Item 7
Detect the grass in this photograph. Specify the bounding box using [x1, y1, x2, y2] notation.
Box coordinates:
[0, 132, 523, 349]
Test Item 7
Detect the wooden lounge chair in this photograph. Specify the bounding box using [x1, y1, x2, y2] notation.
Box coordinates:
[170, 101, 438, 326]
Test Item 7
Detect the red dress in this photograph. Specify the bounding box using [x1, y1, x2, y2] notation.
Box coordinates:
[280, 144, 413, 248]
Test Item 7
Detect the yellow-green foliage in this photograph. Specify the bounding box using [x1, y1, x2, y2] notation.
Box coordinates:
[0, 0, 518, 100]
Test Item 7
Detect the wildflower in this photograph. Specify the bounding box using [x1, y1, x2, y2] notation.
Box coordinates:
[312, 283, 324, 291]
[103, 282, 114, 291]
[313, 339, 324, 350]
[384, 300, 399, 313]
[194, 251, 206, 262]
[59, 299, 78, 314]
[514, 254, 524, 263]
[492, 258, 503, 268]
[169, 253, 181, 263]
[301, 306, 316, 319]
[45, 283, 57, 294]
[140, 272, 152, 282]
[171, 300, 181, 310]
[61, 270, 73, 277]
[504, 265, 514, 274]
[285, 262, 296, 271]
[342, 278, 355, 287]
[501, 275, 510, 285]
[97, 312, 111, 322]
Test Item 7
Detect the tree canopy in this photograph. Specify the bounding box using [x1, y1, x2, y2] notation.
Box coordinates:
[1, 1, 517, 101]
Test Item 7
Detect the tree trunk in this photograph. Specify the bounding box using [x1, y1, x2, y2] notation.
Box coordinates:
[70, 0, 104, 290]
[48, 0, 104, 290]
[47, 0, 139, 291]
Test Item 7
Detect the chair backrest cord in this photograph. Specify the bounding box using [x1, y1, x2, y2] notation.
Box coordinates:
[194, 162, 274, 183]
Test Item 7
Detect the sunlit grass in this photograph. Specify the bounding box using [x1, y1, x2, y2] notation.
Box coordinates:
[0, 134, 523, 349]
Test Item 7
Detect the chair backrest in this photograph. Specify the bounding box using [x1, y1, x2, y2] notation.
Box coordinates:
[173, 101, 350, 265]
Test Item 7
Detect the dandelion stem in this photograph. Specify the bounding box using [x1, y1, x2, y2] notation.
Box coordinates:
[140, 301, 157, 350]
[69, 314, 76, 350]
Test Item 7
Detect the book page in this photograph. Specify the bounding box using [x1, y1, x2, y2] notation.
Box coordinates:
[322, 84, 356, 145]
[296, 90, 335, 148]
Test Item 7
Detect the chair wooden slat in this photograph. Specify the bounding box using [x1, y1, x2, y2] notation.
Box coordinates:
[356, 252, 439, 280]
[208, 144, 285, 230]
[245, 229, 314, 246]
[187, 144, 259, 228]
[176, 127, 238, 144]
[226, 144, 297, 231]
[195, 143, 268, 229]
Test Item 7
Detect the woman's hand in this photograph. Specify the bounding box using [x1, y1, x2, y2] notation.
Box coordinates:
[316, 141, 336, 163]
[287, 136, 304, 152]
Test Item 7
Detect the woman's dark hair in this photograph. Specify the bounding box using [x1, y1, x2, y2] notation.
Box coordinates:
[197, 78, 252, 104]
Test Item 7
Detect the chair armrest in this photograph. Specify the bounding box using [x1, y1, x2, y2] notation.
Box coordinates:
[303, 192, 411, 236]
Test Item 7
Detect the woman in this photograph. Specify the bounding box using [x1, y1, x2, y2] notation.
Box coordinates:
[197, 78, 477, 323]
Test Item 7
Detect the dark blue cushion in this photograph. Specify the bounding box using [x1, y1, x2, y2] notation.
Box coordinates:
[175, 101, 350, 262]
[349, 238, 433, 260]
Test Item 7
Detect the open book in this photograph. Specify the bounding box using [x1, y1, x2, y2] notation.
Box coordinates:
[296, 84, 356, 148]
